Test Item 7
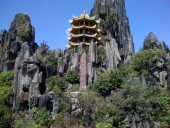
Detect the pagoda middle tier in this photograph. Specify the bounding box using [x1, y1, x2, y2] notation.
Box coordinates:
[66, 11, 101, 48]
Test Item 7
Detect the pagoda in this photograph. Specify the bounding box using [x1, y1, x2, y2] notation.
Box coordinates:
[66, 11, 101, 49]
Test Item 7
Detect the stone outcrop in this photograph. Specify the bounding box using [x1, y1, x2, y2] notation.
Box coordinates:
[105, 37, 121, 70]
[0, 14, 59, 115]
[143, 32, 166, 50]
[90, 0, 134, 64]
[12, 41, 59, 115]
[0, 13, 37, 72]
[143, 33, 170, 89]
[13, 42, 42, 111]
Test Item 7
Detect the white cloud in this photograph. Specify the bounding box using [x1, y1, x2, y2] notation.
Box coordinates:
[65, 29, 70, 37]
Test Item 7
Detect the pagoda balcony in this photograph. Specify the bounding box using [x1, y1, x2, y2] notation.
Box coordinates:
[71, 33, 97, 38]
[72, 24, 96, 28]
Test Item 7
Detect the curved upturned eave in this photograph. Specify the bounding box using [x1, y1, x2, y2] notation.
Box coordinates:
[70, 42, 90, 46]
[68, 33, 97, 39]
[72, 24, 96, 29]
[73, 15, 95, 21]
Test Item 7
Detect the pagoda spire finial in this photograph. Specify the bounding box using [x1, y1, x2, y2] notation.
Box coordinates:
[84, 10, 86, 13]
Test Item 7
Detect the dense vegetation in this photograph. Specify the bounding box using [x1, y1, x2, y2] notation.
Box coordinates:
[0, 70, 14, 128]
[130, 47, 167, 77]
[0, 46, 170, 128]
[99, 13, 116, 36]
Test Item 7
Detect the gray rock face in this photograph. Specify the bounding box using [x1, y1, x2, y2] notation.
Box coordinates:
[19, 42, 33, 60]
[70, 53, 79, 70]
[57, 50, 70, 75]
[87, 40, 96, 84]
[90, 0, 134, 64]
[12, 41, 58, 115]
[88, 39, 96, 64]
[105, 38, 121, 70]
[13, 42, 42, 111]
[78, 43, 83, 56]
[149, 57, 169, 88]
[143, 32, 166, 50]
[54, 49, 62, 59]
[0, 13, 36, 72]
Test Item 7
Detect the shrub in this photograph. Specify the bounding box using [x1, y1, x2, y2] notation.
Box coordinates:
[0, 70, 14, 128]
[90, 66, 131, 96]
[44, 51, 57, 66]
[0, 70, 14, 87]
[67, 70, 79, 84]
[99, 13, 116, 35]
[130, 47, 167, 77]
[119, 78, 170, 122]
[47, 76, 68, 93]
[31, 107, 53, 127]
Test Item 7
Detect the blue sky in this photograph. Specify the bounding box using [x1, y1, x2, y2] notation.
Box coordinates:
[0, 0, 169, 52]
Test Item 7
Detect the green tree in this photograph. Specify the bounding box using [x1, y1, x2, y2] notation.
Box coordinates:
[90, 66, 131, 96]
[89, 71, 110, 96]
[67, 70, 79, 84]
[43, 51, 57, 66]
[99, 13, 116, 36]
[31, 107, 53, 127]
[46, 76, 68, 94]
[118, 78, 170, 123]
[0, 70, 14, 128]
[130, 48, 167, 77]
[96, 122, 113, 128]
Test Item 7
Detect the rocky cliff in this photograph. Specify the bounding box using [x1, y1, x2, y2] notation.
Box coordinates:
[90, 0, 134, 64]
[0, 13, 37, 71]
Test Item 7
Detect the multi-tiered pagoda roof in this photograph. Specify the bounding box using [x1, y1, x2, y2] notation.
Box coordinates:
[66, 11, 101, 48]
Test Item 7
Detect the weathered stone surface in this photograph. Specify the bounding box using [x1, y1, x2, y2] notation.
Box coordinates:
[90, 0, 134, 64]
[87, 40, 96, 84]
[149, 57, 169, 88]
[105, 41, 113, 70]
[143, 32, 166, 50]
[44, 65, 55, 78]
[19, 42, 33, 60]
[58, 57, 64, 75]
[105, 38, 121, 70]
[88, 39, 96, 64]
[70, 91, 81, 114]
[0, 13, 36, 71]
[78, 43, 83, 56]
[70, 53, 79, 70]
[13, 51, 42, 111]
[110, 38, 121, 67]
[54, 49, 61, 59]
[12, 41, 58, 114]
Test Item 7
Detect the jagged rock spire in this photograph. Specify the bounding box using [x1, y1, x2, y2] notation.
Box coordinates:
[90, 0, 134, 64]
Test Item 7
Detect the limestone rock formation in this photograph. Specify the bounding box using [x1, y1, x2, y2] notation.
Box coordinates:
[90, 0, 134, 64]
[13, 41, 58, 115]
[0, 13, 37, 71]
[149, 57, 169, 88]
[143, 32, 166, 50]
[70, 53, 79, 70]
[143, 33, 170, 89]
[105, 37, 121, 70]
[13, 42, 42, 111]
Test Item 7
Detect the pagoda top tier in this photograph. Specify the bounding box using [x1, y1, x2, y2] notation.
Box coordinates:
[69, 10, 100, 25]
